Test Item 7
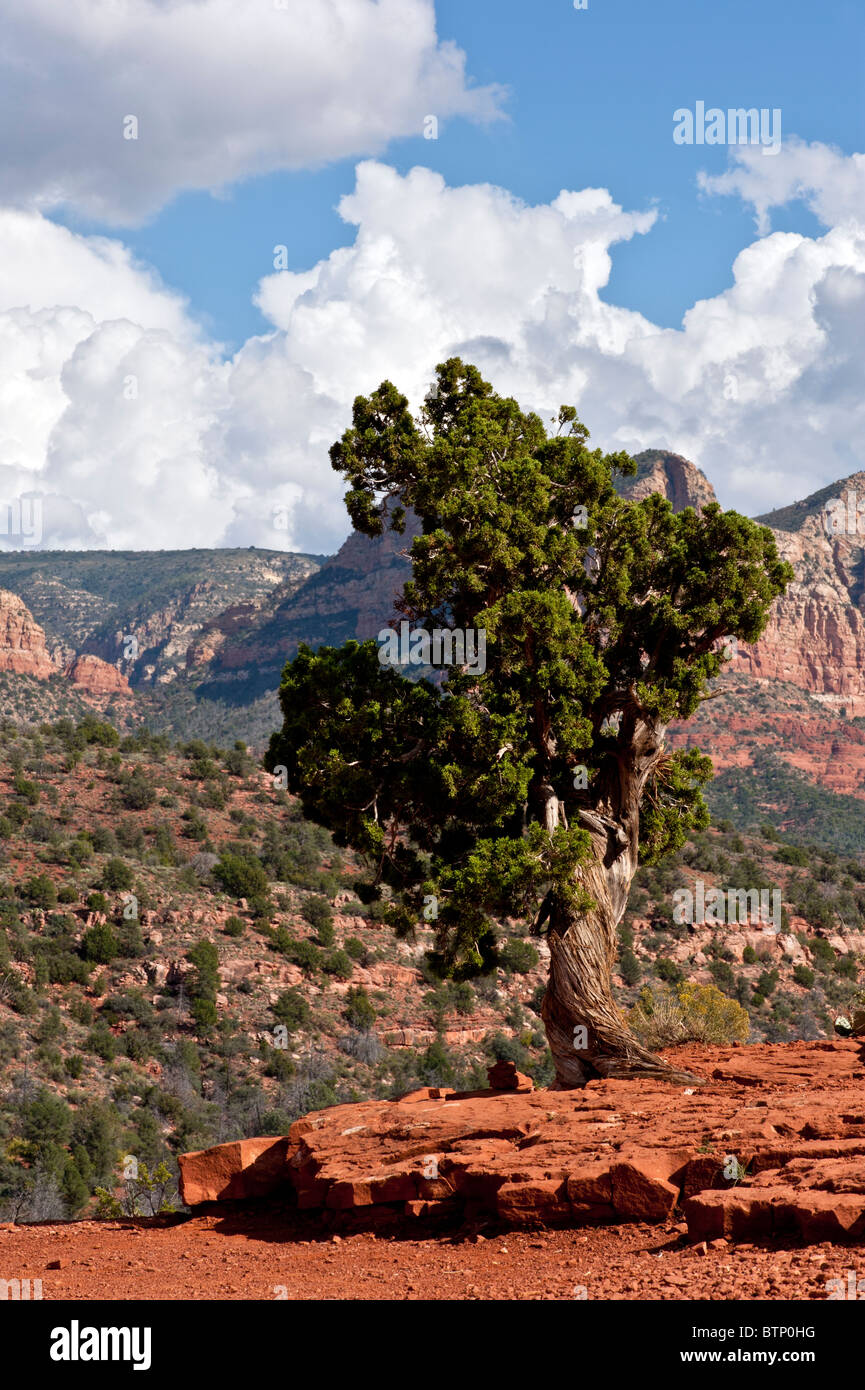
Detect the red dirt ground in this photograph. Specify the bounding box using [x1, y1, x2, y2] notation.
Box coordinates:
[1, 1207, 859, 1301]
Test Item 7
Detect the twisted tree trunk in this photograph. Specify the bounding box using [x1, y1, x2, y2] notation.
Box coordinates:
[540, 719, 701, 1088]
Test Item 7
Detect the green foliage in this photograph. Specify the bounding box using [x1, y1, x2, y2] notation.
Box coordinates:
[808, 936, 835, 967]
[654, 956, 684, 985]
[775, 844, 809, 867]
[709, 960, 736, 992]
[274, 933, 321, 973]
[343, 986, 376, 1031]
[272, 988, 310, 1032]
[301, 895, 334, 943]
[321, 949, 353, 980]
[190, 996, 218, 1036]
[213, 852, 269, 900]
[80, 921, 119, 964]
[708, 754, 865, 857]
[186, 940, 220, 998]
[117, 769, 156, 811]
[100, 857, 134, 892]
[498, 937, 540, 974]
[618, 947, 642, 986]
[20, 873, 57, 909]
[266, 359, 789, 985]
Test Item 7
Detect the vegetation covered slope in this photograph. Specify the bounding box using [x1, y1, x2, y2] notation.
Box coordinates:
[0, 716, 861, 1220]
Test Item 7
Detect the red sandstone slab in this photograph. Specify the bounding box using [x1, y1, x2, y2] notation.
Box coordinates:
[178, 1137, 292, 1205]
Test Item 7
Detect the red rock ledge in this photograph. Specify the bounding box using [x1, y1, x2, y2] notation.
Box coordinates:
[178, 1042, 865, 1244]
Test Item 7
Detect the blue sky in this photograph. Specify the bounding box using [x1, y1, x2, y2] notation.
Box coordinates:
[0, 0, 862, 551]
[57, 0, 863, 351]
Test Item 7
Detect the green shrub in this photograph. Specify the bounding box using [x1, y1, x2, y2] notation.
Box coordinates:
[630, 983, 749, 1047]
[654, 956, 684, 985]
[619, 947, 642, 986]
[742, 945, 757, 964]
[80, 922, 119, 964]
[186, 940, 220, 998]
[301, 895, 334, 938]
[343, 986, 376, 1031]
[709, 960, 736, 992]
[21, 873, 57, 908]
[808, 936, 835, 966]
[118, 769, 156, 811]
[213, 852, 269, 900]
[85, 1023, 117, 1060]
[279, 937, 320, 973]
[190, 996, 218, 1036]
[272, 989, 310, 1033]
[223, 916, 245, 938]
[321, 949, 353, 980]
[100, 857, 134, 892]
[775, 845, 808, 866]
[498, 938, 539, 974]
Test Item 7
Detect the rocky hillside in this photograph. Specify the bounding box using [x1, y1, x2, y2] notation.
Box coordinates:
[0, 715, 862, 1225]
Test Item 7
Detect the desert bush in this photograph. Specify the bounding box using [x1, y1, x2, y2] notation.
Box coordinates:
[498, 938, 539, 974]
[20, 873, 57, 908]
[619, 946, 642, 986]
[274, 934, 320, 973]
[321, 949, 353, 980]
[484, 1030, 531, 1070]
[272, 988, 310, 1033]
[629, 983, 749, 1048]
[343, 985, 376, 1031]
[654, 956, 684, 985]
[213, 852, 269, 900]
[100, 857, 135, 892]
[118, 769, 156, 811]
[80, 922, 119, 964]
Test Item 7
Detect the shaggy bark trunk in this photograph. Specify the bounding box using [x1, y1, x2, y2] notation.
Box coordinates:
[540, 720, 701, 1088]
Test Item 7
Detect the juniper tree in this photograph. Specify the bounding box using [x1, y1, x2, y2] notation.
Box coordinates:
[266, 359, 792, 1086]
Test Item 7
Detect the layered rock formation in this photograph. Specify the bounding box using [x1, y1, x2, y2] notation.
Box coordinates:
[64, 653, 132, 697]
[733, 486, 865, 715]
[0, 588, 131, 698]
[0, 589, 57, 678]
[178, 1041, 865, 1244]
[616, 449, 717, 513]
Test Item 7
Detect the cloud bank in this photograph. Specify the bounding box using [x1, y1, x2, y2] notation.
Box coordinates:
[0, 0, 503, 224]
[0, 142, 862, 552]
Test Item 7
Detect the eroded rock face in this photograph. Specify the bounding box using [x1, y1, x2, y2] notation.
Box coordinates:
[0, 587, 133, 698]
[618, 450, 717, 514]
[178, 1040, 865, 1243]
[64, 653, 132, 696]
[0, 588, 56, 678]
[733, 502, 865, 715]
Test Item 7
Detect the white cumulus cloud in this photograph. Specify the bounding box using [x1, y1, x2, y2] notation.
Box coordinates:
[0, 146, 863, 552]
[0, 0, 504, 224]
